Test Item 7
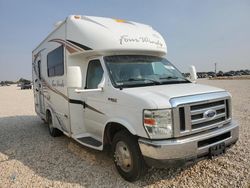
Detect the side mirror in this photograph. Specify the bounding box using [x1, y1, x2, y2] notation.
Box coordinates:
[189, 65, 197, 83]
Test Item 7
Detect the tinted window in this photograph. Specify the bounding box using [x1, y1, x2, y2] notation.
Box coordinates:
[47, 45, 64, 77]
[86, 60, 104, 89]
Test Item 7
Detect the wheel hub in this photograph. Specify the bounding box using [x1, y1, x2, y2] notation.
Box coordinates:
[115, 141, 133, 172]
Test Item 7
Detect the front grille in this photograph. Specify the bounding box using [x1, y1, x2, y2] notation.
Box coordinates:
[190, 99, 228, 129]
[192, 117, 226, 129]
[176, 98, 231, 136]
[190, 100, 225, 111]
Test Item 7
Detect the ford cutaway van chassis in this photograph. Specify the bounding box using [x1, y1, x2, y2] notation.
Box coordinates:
[32, 15, 239, 181]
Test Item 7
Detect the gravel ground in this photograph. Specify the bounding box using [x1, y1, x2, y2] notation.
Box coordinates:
[0, 80, 249, 188]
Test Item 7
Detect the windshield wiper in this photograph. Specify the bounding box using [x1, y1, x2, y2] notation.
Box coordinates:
[160, 76, 190, 82]
[127, 78, 161, 84]
[159, 76, 178, 80]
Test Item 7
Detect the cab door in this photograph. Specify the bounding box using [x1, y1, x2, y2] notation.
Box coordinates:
[83, 59, 106, 140]
[70, 58, 107, 149]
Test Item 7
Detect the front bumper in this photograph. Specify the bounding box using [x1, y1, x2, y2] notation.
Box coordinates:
[138, 121, 239, 168]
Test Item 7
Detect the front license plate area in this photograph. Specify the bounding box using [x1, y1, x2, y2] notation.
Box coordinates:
[209, 142, 226, 159]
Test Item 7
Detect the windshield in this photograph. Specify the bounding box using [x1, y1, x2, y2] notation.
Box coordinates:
[104, 55, 190, 88]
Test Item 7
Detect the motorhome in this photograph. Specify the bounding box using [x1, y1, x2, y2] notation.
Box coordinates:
[32, 15, 239, 181]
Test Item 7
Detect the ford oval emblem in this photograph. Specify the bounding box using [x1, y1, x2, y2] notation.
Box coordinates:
[204, 109, 216, 119]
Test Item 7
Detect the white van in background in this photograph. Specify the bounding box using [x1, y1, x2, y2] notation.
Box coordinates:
[32, 15, 238, 181]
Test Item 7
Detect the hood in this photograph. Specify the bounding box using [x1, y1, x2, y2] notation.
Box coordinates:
[122, 83, 225, 109]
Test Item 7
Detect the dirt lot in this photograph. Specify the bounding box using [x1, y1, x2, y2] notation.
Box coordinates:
[0, 80, 249, 188]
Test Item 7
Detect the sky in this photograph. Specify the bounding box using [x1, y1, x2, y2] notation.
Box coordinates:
[0, 0, 250, 81]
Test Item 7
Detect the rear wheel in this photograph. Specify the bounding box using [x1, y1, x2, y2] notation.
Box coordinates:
[47, 112, 63, 137]
[112, 130, 147, 182]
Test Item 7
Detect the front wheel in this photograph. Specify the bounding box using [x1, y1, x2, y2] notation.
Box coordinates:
[112, 130, 147, 182]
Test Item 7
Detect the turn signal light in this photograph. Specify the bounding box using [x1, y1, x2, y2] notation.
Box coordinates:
[144, 118, 156, 126]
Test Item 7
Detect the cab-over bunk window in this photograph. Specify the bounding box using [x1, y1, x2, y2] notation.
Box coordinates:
[47, 45, 64, 77]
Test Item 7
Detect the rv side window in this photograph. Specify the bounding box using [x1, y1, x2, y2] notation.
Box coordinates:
[86, 60, 104, 89]
[47, 45, 64, 77]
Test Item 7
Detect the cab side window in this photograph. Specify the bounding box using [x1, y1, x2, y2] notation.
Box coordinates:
[86, 60, 104, 89]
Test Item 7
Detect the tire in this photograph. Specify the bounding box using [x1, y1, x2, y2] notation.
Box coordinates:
[112, 130, 147, 182]
[47, 112, 63, 137]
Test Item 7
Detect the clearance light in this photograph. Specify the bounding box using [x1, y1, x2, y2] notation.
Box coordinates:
[74, 15, 81, 19]
[115, 19, 126, 23]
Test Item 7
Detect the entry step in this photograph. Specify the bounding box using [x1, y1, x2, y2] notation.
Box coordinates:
[77, 136, 102, 147]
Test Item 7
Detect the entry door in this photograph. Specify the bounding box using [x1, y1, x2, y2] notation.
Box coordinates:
[37, 60, 45, 114]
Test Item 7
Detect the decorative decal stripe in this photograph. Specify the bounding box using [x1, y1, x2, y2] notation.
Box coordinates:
[69, 99, 85, 105]
[48, 39, 92, 54]
[48, 39, 79, 53]
[47, 104, 68, 133]
[32, 60, 68, 101]
[43, 82, 104, 115]
[64, 39, 84, 51]
[69, 99, 105, 115]
[33, 61, 104, 116]
[64, 39, 91, 51]
[85, 103, 105, 115]
[66, 40, 93, 51]
[42, 80, 68, 101]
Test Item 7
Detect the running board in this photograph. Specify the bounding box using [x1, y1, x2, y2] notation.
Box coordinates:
[76, 136, 102, 147]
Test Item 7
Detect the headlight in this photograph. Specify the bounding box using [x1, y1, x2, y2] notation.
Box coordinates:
[143, 109, 173, 139]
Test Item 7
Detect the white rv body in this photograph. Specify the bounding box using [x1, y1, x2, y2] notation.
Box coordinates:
[33, 15, 167, 148]
[32, 15, 238, 181]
